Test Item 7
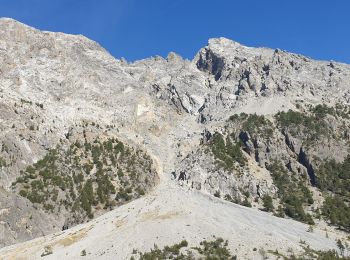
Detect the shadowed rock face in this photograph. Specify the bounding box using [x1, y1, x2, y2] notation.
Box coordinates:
[298, 147, 316, 186]
[0, 18, 350, 256]
[196, 48, 225, 81]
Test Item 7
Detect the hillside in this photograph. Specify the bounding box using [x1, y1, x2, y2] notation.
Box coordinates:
[0, 18, 349, 259]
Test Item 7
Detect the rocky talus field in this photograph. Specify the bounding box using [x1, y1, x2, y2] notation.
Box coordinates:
[0, 18, 350, 259]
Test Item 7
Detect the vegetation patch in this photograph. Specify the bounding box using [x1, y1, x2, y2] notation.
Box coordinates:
[267, 161, 314, 225]
[317, 156, 350, 198]
[224, 194, 252, 208]
[322, 195, 350, 232]
[316, 156, 350, 231]
[229, 113, 273, 138]
[262, 194, 274, 212]
[207, 106, 350, 229]
[208, 132, 246, 170]
[0, 156, 7, 168]
[13, 136, 156, 224]
[133, 238, 236, 260]
[133, 237, 348, 260]
[296, 242, 349, 260]
[275, 105, 337, 145]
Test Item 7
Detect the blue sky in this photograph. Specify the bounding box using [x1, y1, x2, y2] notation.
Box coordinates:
[1, 0, 350, 63]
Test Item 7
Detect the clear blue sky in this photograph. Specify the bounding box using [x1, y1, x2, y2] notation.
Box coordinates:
[1, 0, 350, 63]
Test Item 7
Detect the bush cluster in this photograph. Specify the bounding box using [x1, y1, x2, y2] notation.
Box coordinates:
[316, 156, 350, 231]
[135, 238, 236, 260]
[209, 132, 246, 170]
[275, 108, 331, 144]
[13, 135, 155, 222]
[267, 161, 314, 225]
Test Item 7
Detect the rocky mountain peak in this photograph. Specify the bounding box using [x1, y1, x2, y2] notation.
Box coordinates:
[207, 37, 244, 52]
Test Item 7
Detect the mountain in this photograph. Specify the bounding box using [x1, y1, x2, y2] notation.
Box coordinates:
[0, 18, 349, 259]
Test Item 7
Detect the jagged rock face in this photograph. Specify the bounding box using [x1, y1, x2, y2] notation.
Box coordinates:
[175, 108, 350, 225]
[195, 38, 350, 104]
[1, 18, 350, 253]
[175, 147, 278, 202]
[0, 188, 59, 247]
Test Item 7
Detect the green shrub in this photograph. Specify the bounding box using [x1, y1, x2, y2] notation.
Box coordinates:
[242, 197, 252, 208]
[242, 114, 273, 137]
[0, 157, 7, 167]
[276, 110, 305, 127]
[13, 136, 155, 222]
[321, 195, 350, 232]
[114, 142, 124, 154]
[317, 156, 350, 197]
[275, 109, 331, 144]
[317, 156, 350, 231]
[224, 194, 252, 208]
[80, 180, 94, 218]
[19, 190, 27, 197]
[195, 238, 234, 259]
[209, 133, 246, 170]
[267, 161, 314, 225]
[312, 104, 335, 118]
[96, 172, 115, 204]
[137, 238, 236, 260]
[262, 195, 274, 212]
